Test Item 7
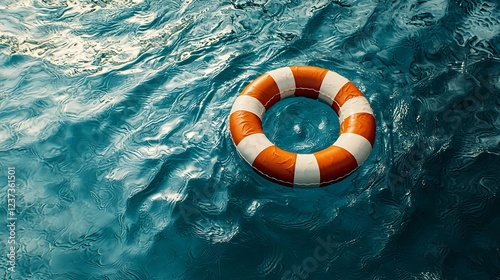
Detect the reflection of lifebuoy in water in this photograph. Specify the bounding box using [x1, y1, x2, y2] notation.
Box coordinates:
[229, 66, 376, 187]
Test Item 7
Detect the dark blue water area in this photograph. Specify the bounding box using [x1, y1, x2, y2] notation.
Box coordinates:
[0, 0, 499, 279]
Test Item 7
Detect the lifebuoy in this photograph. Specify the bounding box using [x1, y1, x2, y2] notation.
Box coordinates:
[229, 66, 376, 187]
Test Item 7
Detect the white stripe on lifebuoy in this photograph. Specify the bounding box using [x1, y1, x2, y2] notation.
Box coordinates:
[338, 96, 373, 123]
[230, 95, 266, 119]
[318, 71, 349, 106]
[294, 154, 321, 186]
[236, 133, 273, 165]
[333, 133, 373, 165]
[268, 67, 296, 99]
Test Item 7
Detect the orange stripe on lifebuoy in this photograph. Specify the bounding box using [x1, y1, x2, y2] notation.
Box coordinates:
[252, 145, 297, 184]
[229, 111, 263, 145]
[240, 74, 281, 109]
[340, 113, 376, 145]
[290, 66, 328, 99]
[332, 82, 364, 113]
[314, 146, 358, 184]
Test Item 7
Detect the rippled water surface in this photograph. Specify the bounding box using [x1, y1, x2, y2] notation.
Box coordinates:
[1, 0, 499, 279]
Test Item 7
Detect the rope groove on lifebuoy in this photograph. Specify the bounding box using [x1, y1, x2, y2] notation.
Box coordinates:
[229, 66, 376, 187]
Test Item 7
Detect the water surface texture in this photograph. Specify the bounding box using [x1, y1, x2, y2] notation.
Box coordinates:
[1, 0, 499, 279]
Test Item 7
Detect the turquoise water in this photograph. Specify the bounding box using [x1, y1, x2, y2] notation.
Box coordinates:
[1, 0, 499, 279]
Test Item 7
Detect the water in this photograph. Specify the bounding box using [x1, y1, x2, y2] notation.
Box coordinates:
[0, 0, 499, 279]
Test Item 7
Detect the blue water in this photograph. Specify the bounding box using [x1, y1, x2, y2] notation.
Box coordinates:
[1, 0, 499, 279]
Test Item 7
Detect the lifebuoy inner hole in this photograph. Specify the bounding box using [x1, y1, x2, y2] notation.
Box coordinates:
[261, 96, 340, 154]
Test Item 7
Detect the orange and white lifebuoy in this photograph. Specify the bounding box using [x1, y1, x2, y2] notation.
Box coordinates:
[229, 66, 376, 187]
